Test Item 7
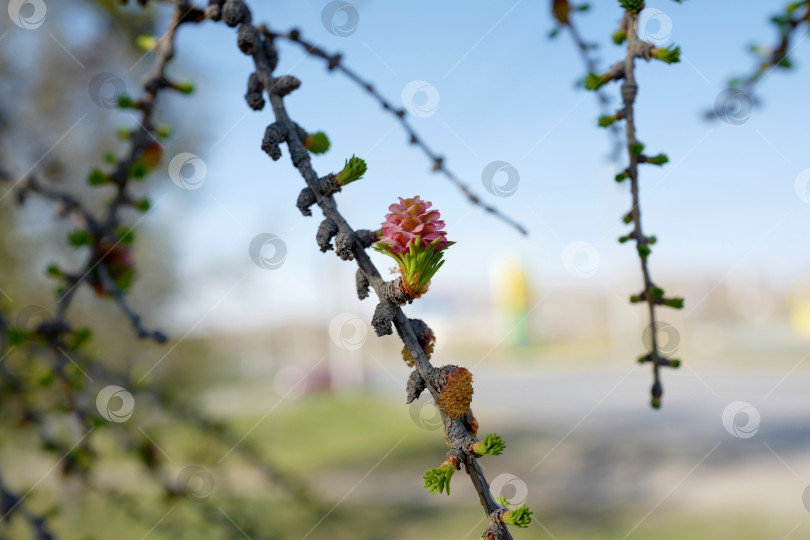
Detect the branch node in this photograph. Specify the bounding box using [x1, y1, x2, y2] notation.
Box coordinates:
[334, 230, 357, 261]
[355, 269, 370, 300]
[296, 187, 316, 216]
[380, 277, 411, 305]
[355, 229, 376, 248]
[371, 301, 397, 336]
[271, 75, 301, 97]
[261, 122, 287, 160]
[405, 369, 427, 403]
[317, 174, 341, 197]
[222, 0, 252, 27]
[315, 218, 339, 252]
[327, 54, 341, 70]
[237, 24, 261, 55]
[245, 72, 265, 110]
[205, 0, 225, 21]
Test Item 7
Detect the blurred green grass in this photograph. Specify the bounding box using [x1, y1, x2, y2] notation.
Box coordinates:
[4, 393, 804, 539]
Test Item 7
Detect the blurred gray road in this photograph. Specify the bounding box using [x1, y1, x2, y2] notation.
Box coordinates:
[464, 364, 810, 515]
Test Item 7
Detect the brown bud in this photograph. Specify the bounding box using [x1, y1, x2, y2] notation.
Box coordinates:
[436, 366, 473, 419]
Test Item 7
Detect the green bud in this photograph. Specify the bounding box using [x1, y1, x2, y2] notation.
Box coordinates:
[615, 171, 628, 183]
[648, 235, 657, 244]
[502, 505, 533, 528]
[423, 462, 456, 496]
[337, 155, 367, 185]
[663, 297, 684, 309]
[473, 433, 506, 456]
[577, 3, 591, 11]
[87, 168, 109, 186]
[637, 244, 651, 259]
[117, 95, 135, 109]
[622, 212, 633, 224]
[652, 45, 681, 64]
[71, 327, 93, 349]
[46, 264, 62, 278]
[128, 160, 149, 180]
[630, 142, 645, 156]
[618, 234, 631, 243]
[304, 131, 330, 154]
[104, 153, 117, 164]
[612, 29, 627, 45]
[619, 0, 644, 13]
[68, 229, 91, 248]
[584, 72, 608, 91]
[646, 153, 669, 166]
[7, 327, 31, 346]
[650, 286, 664, 299]
[133, 198, 151, 212]
[175, 81, 195, 95]
[776, 55, 792, 69]
[117, 229, 135, 245]
[629, 294, 642, 303]
[598, 114, 618, 128]
[116, 128, 131, 140]
[136, 34, 157, 51]
[155, 124, 172, 139]
[666, 358, 681, 368]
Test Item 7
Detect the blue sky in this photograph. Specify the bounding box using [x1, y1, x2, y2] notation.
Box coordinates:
[127, 0, 810, 329]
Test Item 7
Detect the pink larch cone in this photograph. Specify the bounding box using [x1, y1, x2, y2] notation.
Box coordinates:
[379, 196, 448, 254]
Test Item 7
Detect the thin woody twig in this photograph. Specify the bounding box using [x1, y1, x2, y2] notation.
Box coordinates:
[617, 7, 682, 408]
[709, 0, 810, 119]
[2, 3, 328, 538]
[262, 27, 528, 236]
[573, 1, 685, 408]
[550, 0, 623, 159]
[207, 1, 520, 536]
[15, 3, 205, 342]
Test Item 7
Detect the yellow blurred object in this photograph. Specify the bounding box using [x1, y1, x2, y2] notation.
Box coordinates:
[492, 257, 531, 347]
[788, 283, 810, 337]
